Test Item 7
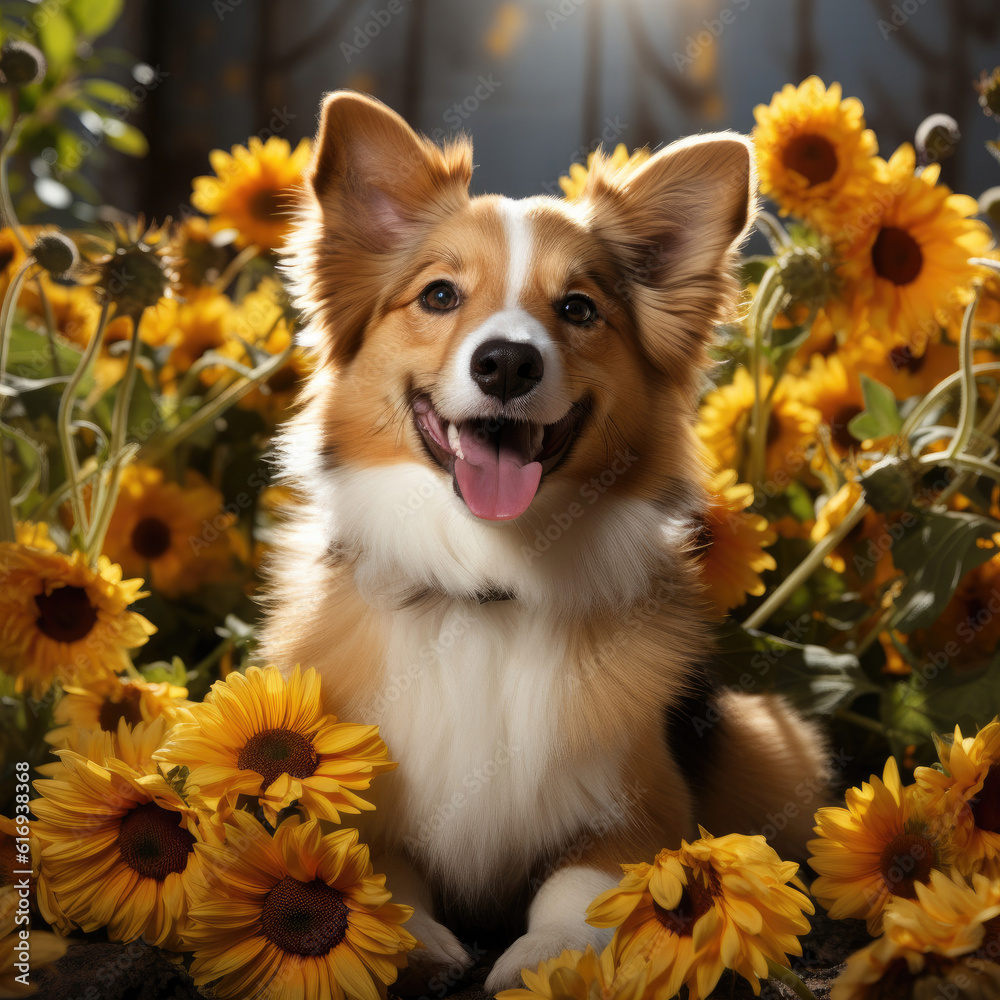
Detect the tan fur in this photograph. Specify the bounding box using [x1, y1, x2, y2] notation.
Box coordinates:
[260, 91, 829, 991]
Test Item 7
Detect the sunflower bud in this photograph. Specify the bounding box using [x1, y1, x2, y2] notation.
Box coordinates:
[31, 232, 79, 278]
[980, 187, 1000, 229]
[860, 455, 914, 514]
[774, 244, 834, 309]
[976, 67, 1000, 120]
[100, 245, 169, 318]
[93, 220, 175, 319]
[915, 114, 960, 165]
[0, 40, 46, 87]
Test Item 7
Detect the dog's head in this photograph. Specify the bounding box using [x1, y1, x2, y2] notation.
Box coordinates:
[280, 91, 754, 606]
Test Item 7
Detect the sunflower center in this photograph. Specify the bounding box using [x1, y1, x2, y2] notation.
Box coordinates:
[116, 801, 195, 881]
[879, 831, 935, 899]
[888, 345, 925, 376]
[652, 876, 714, 937]
[832, 404, 863, 450]
[266, 364, 299, 394]
[98, 685, 145, 732]
[872, 227, 923, 286]
[972, 764, 1000, 833]
[35, 585, 98, 643]
[781, 133, 838, 187]
[131, 516, 172, 559]
[237, 728, 319, 787]
[260, 876, 350, 956]
[766, 411, 783, 448]
[249, 187, 283, 221]
[868, 958, 916, 1000]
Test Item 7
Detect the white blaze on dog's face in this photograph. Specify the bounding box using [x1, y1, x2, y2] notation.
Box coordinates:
[284, 92, 753, 592]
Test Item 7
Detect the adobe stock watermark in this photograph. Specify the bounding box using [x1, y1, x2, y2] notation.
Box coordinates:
[540, 116, 629, 195]
[426, 76, 503, 143]
[876, 0, 934, 41]
[545, 0, 588, 29]
[521, 446, 639, 561]
[673, 0, 751, 73]
[340, 1, 414, 63]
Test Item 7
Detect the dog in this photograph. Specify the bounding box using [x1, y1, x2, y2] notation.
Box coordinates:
[259, 91, 829, 993]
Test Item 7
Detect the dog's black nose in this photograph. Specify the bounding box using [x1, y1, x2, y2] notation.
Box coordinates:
[470, 339, 544, 403]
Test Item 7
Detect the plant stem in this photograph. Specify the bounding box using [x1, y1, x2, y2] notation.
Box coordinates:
[765, 959, 818, 1000]
[743, 496, 868, 629]
[944, 293, 979, 462]
[755, 212, 792, 253]
[835, 708, 885, 735]
[212, 245, 260, 293]
[85, 308, 147, 563]
[141, 343, 294, 465]
[0, 258, 35, 543]
[0, 95, 31, 255]
[57, 300, 110, 546]
[747, 266, 781, 487]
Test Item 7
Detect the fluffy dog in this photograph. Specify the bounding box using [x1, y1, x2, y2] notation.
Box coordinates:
[260, 91, 828, 993]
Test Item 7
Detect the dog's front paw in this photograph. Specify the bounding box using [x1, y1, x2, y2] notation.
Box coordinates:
[394, 912, 475, 997]
[484, 925, 613, 994]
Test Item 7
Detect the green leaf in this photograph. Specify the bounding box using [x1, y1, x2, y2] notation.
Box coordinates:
[848, 374, 903, 442]
[66, 0, 123, 38]
[713, 624, 865, 716]
[882, 663, 1000, 762]
[740, 257, 772, 287]
[891, 510, 1000, 632]
[7, 324, 89, 389]
[140, 655, 188, 686]
[80, 77, 135, 110]
[37, 10, 78, 76]
[103, 120, 148, 156]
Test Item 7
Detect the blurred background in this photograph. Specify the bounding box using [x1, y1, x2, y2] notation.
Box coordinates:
[7, 0, 1000, 223]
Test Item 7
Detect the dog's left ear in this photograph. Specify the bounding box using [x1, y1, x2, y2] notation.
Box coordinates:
[581, 132, 755, 373]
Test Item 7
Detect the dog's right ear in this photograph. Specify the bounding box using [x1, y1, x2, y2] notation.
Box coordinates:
[308, 91, 472, 253]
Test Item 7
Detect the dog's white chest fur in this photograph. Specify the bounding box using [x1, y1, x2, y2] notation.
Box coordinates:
[359, 600, 624, 900]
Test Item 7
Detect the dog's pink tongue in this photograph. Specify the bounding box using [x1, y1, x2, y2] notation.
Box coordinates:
[454, 423, 541, 521]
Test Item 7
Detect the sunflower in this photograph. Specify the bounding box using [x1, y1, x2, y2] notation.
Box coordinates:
[831, 871, 1000, 1000]
[169, 215, 230, 294]
[45, 674, 190, 749]
[839, 330, 959, 402]
[559, 143, 651, 200]
[101, 463, 239, 598]
[155, 665, 396, 826]
[696, 367, 821, 485]
[14, 521, 57, 552]
[915, 719, 1000, 879]
[0, 226, 30, 300]
[148, 287, 238, 392]
[184, 811, 416, 1000]
[840, 144, 992, 350]
[696, 469, 776, 613]
[32, 719, 210, 948]
[809, 756, 955, 933]
[19, 274, 102, 349]
[791, 353, 868, 454]
[496, 944, 657, 1000]
[221, 278, 312, 420]
[191, 136, 312, 251]
[0, 544, 155, 696]
[752, 77, 878, 227]
[587, 830, 812, 1000]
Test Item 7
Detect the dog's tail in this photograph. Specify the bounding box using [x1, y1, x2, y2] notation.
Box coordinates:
[672, 688, 832, 861]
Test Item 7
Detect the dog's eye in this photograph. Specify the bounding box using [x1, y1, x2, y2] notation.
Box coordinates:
[560, 294, 597, 325]
[421, 281, 460, 312]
